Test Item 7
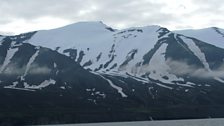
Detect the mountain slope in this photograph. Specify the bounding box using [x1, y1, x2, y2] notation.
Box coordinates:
[1, 21, 224, 98]
[24, 22, 224, 86]
[1, 22, 224, 125]
[174, 27, 224, 48]
[0, 36, 132, 98]
[0, 35, 4, 41]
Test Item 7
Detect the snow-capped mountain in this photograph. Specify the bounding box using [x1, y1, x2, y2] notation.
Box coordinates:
[174, 27, 224, 48]
[1, 21, 224, 125]
[25, 21, 224, 86]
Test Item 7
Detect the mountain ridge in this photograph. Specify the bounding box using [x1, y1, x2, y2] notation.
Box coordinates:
[174, 27, 224, 48]
[1, 22, 224, 90]
[1, 22, 224, 125]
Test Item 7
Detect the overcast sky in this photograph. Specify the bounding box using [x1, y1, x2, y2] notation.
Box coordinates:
[0, 0, 224, 35]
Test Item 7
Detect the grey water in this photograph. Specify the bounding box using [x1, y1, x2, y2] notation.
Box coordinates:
[43, 118, 224, 126]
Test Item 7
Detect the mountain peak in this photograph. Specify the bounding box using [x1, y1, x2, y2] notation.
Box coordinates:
[64, 21, 109, 29]
[43, 21, 116, 33]
[69, 21, 106, 26]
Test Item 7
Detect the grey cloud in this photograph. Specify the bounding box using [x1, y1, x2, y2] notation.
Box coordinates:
[0, 0, 223, 33]
[0, 63, 51, 76]
[1, 0, 84, 19]
[84, 0, 177, 28]
[28, 64, 51, 75]
[2, 64, 26, 75]
[190, 0, 224, 17]
[192, 0, 224, 8]
[0, 31, 14, 35]
[0, 0, 180, 30]
[166, 59, 199, 76]
[166, 58, 224, 79]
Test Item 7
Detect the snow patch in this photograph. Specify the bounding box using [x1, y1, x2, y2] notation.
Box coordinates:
[25, 79, 56, 89]
[0, 43, 19, 73]
[181, 36, 210, 70]
[54, 62, 57, 68]
[4, 81, 19, 88]
[4, 87, 35, 91]
[95, 92, 106, 98]
[60, 86, 66, 90]
[144, 43, 184, 84]
[155, 83, 173, 90]
[24, 50, 40, 76]
[97, 73, 127, 98]
[0, 36, 4, 45]
[175, 27, 224, 49]
[181, 36, 224, 83]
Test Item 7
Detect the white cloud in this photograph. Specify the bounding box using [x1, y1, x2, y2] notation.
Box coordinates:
[0, 0, 223, 34]
[166, 58, 224, 79]
[0, 63, 51, 76]
[28, 64, 51, 75]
